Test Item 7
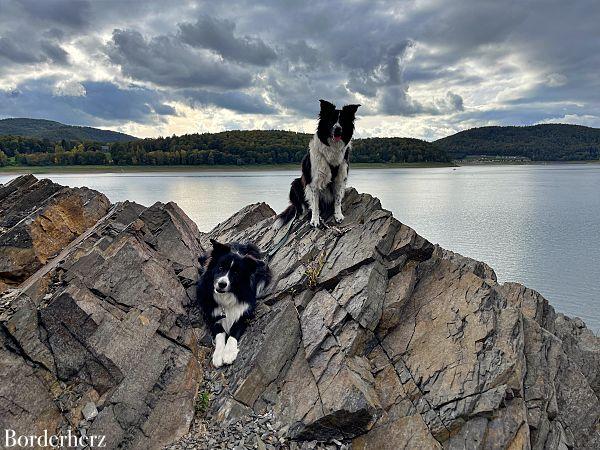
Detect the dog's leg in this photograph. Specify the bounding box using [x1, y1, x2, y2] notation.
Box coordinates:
[222, 318, 250, 365]
[212, 332, 226, 367]
[222, 336, 239, 365]
[305, 184, 320, 227]
[333, 163, 348, 223]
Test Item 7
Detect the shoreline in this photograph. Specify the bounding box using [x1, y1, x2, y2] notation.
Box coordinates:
[1, 160, 599, 175]
[0, 161, 456, 174]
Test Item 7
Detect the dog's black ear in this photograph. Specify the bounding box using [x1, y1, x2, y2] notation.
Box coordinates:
[343, 104, 361, 117]
[210, 239, 230, 256]
[319, 99, 336, 113]
[242, 255, 258, 272]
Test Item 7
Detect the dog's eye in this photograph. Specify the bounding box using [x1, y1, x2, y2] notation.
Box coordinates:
[218, 266, 224, 271]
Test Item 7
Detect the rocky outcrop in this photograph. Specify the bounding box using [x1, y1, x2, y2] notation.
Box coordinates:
[0, 174, 111, 291]
[0, 176, 204, 449]
[0, 175, 598, 450]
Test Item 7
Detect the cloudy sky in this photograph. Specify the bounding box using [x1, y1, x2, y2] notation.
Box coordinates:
[1, 0, 599, 140]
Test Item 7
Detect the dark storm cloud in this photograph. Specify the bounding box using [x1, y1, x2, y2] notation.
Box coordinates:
[180, 89, 276, 115]
[178, 16, 277, 66]
[282, 41, 320, 70]
[0, 36, 69, 66]
[0, 78, 175, 126]
[1, 0, 600, 133]
[16, 0, 91, 28]
[0, 37, 41, 64]
[106, 29, 253, 89]
[40, 41, 69, 65]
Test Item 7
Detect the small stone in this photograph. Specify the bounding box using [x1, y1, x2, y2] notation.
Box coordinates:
[256, 436, 267, 450]
[81, 402, 98, 421]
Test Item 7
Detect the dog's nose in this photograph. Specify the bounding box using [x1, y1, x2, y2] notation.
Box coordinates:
[333, 125, 342, 137]
[218, 280, 228, 289]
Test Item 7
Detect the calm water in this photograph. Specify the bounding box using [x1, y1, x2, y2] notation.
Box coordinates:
[2, 164, 599, 332]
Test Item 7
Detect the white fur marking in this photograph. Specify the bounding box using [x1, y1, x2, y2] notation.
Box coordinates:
[213, 291, 249, 334]
[212, 332, 226, 367]
[222, 336, 239, 365]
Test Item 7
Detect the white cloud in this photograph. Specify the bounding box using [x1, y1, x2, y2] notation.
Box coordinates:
[538, 114, 600, 128]
[53, 79, 86, 97]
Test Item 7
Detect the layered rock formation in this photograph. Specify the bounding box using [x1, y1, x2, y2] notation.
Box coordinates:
[0, 175, 598, 450]
[0, 176, 204, 449]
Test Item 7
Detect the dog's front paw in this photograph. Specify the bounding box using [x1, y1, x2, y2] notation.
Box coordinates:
[222, 337, 239, 365]
[334, 212, 344, 223]
[212, 333, 226, 368]
[309, 216, 320, 227]
[212, 349, 224, 368]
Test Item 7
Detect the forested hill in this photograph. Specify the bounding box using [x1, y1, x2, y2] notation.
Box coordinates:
[2, 120, 599, 167]
[1, 129, 450, 166]
[109, 131, 449, 165]
[0, 118, 135, 142]
[435, 124, 600, 161]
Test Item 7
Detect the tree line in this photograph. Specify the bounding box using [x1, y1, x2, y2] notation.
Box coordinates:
[435, 124, 600, 161]
[0, 130, 450, 167]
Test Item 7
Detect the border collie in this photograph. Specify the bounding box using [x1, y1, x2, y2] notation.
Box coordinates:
[276, 99, 360, 228]
[197, 239, 271, 367]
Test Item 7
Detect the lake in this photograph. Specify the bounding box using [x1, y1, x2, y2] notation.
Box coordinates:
[2, 164, 599, 332]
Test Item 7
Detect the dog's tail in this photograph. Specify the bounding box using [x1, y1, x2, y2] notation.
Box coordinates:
[273, 204, 296, 230]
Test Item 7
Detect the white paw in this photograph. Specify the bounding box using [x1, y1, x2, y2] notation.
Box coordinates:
[212, 348, 224, 368]
[309, 216, 320, 227]
[222, 337, 239, 365]
[334, 212, 344, 223]
[212, 333, 226, 368]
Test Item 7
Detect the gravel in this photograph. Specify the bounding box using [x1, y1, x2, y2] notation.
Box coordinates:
[163, 360, 351, 450]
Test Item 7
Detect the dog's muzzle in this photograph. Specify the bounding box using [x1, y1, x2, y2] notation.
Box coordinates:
[332, 126, 342, 142]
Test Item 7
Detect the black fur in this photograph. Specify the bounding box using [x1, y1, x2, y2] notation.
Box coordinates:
[197, 240, 271, 341]
[317, 100, 359, 147]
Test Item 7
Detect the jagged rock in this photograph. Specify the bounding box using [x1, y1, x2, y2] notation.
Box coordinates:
[0, 176, 205, 450]
[1, 175, 599, 450]
[203, 188, 600, 449]
[0, 175, 111, 291]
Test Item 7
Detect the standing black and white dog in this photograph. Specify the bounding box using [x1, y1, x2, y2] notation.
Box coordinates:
[276, 100, 360, 228]
[197, 239, 271, 367]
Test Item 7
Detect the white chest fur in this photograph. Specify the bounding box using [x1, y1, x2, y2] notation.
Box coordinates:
[309, 135, 349, 190]
[213, 292, 249, 334]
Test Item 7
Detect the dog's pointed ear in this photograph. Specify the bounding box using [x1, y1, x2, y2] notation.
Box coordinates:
[242, 255, 259, 272]
[343, 104, 361, 117]
[319, 99, 336, 113]
[210, 239, 230, 256]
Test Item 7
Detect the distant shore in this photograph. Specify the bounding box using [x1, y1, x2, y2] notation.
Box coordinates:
[457, 159, 600, 166]
[0, 162, 456, 174]
[2, 160, 600, 175]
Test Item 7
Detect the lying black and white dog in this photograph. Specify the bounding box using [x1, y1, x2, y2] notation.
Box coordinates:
[197, 239, 271, 367]
[276, 99, 360, 228]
